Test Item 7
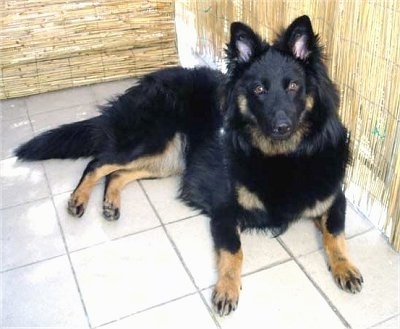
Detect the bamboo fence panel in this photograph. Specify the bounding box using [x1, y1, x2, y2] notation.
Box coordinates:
[176, 0, 400, 251]
[0, 0, 178, 99]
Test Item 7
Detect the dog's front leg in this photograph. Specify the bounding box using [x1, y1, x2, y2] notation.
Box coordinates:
[319, 192, 363, 293]
[210, 219, 243, 316]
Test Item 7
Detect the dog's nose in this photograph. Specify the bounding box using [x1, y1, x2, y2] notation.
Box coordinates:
[273, 122, 292, 136]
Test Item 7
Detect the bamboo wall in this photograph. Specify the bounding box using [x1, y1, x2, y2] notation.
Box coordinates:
[176, 0, 399, 250]
[0, 0, 178, 99]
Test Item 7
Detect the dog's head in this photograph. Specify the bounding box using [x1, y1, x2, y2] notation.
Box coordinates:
[224, 16, 338, 155]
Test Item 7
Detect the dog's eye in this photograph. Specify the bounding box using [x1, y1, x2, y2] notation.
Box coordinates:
[254, 85, 266, 95]
[288, 81, 299, 91]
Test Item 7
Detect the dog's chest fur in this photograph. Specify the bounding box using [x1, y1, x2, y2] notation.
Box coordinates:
[232, 150, 338, 231]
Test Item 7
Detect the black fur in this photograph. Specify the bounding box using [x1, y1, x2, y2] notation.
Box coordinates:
[16, 16, 358, 315]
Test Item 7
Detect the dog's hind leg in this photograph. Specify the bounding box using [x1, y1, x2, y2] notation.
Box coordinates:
[68, 133, 186, 218]
[101, 133, 186, 220]
[68, 159, 125, 217]
[102, 169, 155, 220]
[319, 192, 363, 293]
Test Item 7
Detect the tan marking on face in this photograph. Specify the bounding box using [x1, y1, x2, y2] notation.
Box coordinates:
[305, 94, 314, 111]
[237, 94, 248, 115]
[300, 195, 335, 218]
[236, 184, 265, 210]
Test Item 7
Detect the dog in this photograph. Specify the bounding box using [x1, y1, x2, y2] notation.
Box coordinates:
[16, 15, 363, 316]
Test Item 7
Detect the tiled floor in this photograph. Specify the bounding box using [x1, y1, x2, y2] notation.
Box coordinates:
[1, 80, 399, 329]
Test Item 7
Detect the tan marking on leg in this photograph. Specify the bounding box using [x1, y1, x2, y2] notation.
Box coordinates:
[68, 164, 124, 217]
[212, 248, 243, 316]
[103, 169, 154, 220]
[320, 215, 363, 293]
[236, 184, 265, 210]
[68, 133, 186, 217]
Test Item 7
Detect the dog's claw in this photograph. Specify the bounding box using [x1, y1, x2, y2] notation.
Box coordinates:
[332, 263, 363, 294]
[212, 286, 239, 316]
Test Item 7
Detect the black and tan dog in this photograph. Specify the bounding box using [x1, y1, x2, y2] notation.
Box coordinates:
[16, 16, 363, 316]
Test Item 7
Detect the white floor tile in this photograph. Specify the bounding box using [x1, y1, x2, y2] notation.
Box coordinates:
[0, 157, 50, 208]
[0, 97, 28, 120]
[30, 103, 98, 134]
[371, 315, 400, 329]
[140, 176, 199, 223]
[346, 204, 374, 237]
[279, 204, 374, 257]
[241, 230, 291, 273]
[70, 228, 196, 327]
[202, 261, 346, 329]
[279, 219, 322, 257]
[2, 256, 89, 328]
[1, 116, 33, 159]
[54, 183, 160, 251]
[43, 158, 91, 195]
[26, 85, 96, 115]
[1, 198, 65, 270]
[166, 216, 290, 289]
[298, 230, 400, 329]
[166, 215, 216, 288]
[100, 294, 217, 329]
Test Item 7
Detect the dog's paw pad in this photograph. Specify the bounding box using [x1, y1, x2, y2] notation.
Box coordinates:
[102, 201, 120, 221]
[67, 197, 86, 217]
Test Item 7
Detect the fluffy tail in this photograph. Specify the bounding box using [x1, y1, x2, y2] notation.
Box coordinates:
[15, 117, 105, 161]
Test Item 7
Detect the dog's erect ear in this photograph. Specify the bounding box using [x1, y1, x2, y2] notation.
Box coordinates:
[227, 22, 265, 64]
[281, 15, 317, 61]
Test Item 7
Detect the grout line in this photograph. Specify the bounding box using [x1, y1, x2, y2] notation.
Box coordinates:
[162, 212, 203, 225]
[93, 291, 199, 329]
[347, 201, 375, 227]
[196, 257, 295, 294]
[367, 313, 400, 329]
[67, 224, 163, 255]
[0, 194, 50, 211]
[277, 237, 352, 328]
[43, 164, 93, 329]
[1, 253, 66, 274]
[137, 180, 222, 329]
[241, 257, 293, 278]
[346, 226, 375, 240]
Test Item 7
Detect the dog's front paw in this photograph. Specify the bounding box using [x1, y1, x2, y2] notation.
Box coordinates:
[67, 194, 87, 217]
[331, 261, 363, 293]
[102, 200, 120, 221]
[212, 279, 241, 316]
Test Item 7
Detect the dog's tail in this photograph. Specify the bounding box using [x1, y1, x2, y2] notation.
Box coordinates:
[15, 116, 106, 161]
